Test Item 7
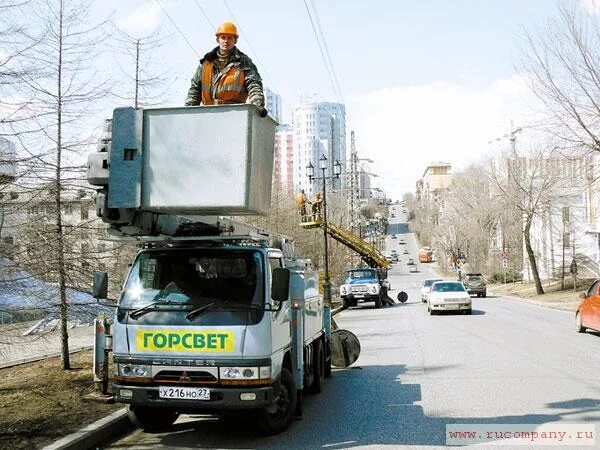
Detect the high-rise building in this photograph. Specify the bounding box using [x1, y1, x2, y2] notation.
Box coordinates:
[274, 125, 294, 193]
[292, 96, 346, 197]
[0, 138, 16, 182]
[264, 87, 282, 124]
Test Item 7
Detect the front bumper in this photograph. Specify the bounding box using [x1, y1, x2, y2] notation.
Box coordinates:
[114, 384, 275, 411]
[465, 286, 485, 295]
[342, 293, 379, 302]
[430, 302, 471, 311]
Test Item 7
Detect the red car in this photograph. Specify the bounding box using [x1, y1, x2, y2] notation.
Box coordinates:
[576, 280, 600, 333]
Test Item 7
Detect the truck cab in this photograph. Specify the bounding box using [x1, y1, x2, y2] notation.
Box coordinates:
[339, 268, 389, 309]
[109, 242, 327, 434]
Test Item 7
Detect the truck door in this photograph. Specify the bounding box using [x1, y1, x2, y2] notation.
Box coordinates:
[269, 253, 291, 353]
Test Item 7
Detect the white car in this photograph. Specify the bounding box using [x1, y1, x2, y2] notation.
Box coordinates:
[420, 278, 443, 303]
[427, 281, 472, 315]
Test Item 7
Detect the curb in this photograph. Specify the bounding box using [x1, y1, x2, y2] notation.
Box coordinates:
[42, 408, 133, 450]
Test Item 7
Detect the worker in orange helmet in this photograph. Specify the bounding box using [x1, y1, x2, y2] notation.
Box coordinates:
[296, 189, 308, 220]
[312, 192, 323, 220]
[185, 21, 267, 117]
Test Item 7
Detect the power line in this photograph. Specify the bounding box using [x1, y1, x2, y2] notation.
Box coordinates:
[193, 0, 216, 31]
[302, 0, 343, 103]
[154, 0, 200, 58]
[308, 0, 344, 103]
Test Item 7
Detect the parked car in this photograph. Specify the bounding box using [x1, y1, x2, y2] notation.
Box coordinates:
[406, 258, 415, 265]
[576, 279, 600, 334]
[409, 265, 419, 273]
[462, 273, 487, 297]
[428, 281, 472, 315]
[421, 278, 444, 303]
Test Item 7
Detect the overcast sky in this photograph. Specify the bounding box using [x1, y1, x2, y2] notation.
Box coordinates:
[92, 0, 599, 200]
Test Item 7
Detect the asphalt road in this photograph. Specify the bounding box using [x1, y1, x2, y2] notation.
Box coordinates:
[105, 207, 600, 449]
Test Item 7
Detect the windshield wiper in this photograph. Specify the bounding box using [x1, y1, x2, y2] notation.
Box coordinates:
[128, 300, 188, 320]
[186, 302, 216, 321]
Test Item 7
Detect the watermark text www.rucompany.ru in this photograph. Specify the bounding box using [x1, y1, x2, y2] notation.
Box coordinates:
[446, 424, 595, 446]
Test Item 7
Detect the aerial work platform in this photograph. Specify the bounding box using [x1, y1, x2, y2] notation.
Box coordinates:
[299, 216, 390, 269]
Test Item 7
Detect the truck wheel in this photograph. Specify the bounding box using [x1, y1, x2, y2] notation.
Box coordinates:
[258, 367, 297, 435]
[375, 294, 382, 308]
[308, 340, 325, 394]
[342, 298, 349, 309]
[127, 406, 179, 431]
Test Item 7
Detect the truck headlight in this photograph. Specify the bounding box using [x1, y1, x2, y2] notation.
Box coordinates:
[219, 366, 272, 384]
[340, 285, 348, 295]
[116, 363, 151, 378]
[370, 284, 379, 294]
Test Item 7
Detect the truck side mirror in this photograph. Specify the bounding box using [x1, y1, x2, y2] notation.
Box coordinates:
[271, 268, 290, 302]
[93, 271, 108, 299]
[579, 292, 586, 299]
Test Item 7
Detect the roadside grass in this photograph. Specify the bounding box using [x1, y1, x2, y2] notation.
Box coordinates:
[0, 349, 121, 450]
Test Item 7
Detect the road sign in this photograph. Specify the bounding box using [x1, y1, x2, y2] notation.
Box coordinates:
[502, 258, 508, 269]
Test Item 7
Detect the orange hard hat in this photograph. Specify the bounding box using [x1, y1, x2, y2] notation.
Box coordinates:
[215, 22, 238, 37]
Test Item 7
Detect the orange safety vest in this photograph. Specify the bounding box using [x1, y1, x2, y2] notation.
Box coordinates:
[296, 192, 306, 207]
[201, 61, 248, 105]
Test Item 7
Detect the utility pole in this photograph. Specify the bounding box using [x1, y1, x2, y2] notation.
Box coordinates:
[348, 131, 359, 233]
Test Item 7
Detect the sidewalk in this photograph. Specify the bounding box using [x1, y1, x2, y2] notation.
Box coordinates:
[488, 280, 583, 312]
[0, 321, 95, 368]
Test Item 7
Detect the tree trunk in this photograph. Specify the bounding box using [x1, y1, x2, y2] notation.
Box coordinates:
[56, 0, 70, 370]
[524, 214, 544, 295]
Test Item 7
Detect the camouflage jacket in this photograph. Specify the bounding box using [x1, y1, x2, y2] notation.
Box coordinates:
[184, 46, 265, 107]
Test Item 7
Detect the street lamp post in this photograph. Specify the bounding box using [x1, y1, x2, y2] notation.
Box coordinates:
[307, 154, 341, 307]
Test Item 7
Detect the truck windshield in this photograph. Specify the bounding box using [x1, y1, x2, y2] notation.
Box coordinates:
[347, 270, 376, 279]
[118, 248, 264, 326]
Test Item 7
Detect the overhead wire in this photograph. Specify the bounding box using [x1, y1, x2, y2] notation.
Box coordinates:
[302, 0, 343, 103]
[193, 0, 216, 31]
[154, 0, 200, 58]
[307, 0, 344, 103]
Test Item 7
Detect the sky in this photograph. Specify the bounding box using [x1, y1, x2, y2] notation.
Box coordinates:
[92, 0, 600, 200]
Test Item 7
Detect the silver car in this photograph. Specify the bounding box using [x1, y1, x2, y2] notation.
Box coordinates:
[420, 278, 443, 303]
[428, 281, 472, 315]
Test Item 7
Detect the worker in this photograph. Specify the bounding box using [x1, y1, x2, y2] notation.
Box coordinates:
[296, 189, 308, 220]
[312, 192, 323, 220]
[184, 21, 267, 117]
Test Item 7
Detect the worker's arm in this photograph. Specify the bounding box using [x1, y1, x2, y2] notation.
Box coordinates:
[241, 57, 267, 116]
[184, 62, 203, 106]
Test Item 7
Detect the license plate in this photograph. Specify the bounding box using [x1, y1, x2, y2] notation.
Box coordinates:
[355, 294, 364, 298]
[159, 386, 210, 400]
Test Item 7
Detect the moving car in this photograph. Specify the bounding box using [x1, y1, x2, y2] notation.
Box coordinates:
[427, 281, 472, 315]
[463, 273, 487, 297]
[406, 258, 415, 265]
[421, 278, 443, 303]
[409, 265, 419, 273]
[576, 279, 600, 334]
[403, 249, 409, 255]
[391, 235, 397, 239]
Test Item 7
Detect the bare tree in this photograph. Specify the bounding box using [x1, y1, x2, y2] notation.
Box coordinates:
[109, 24, 174, 108]
[8, 0, 111, 369]
[490, 142, 572, 295]
[521, 5, 600, 154]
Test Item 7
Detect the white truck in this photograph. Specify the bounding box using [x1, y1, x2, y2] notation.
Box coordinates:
[88, 105, 348, 434]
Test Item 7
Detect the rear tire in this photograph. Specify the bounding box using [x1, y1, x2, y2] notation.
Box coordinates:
[308, 340, 325, 394]
[482, 291, 487, 298]
[576, 312, 586, 333]
[258, 368, 297, 435]
[128, 406, 179, 432]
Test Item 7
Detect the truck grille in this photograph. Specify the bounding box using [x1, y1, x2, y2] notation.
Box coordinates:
[154, 370, 218, 384]
[350, 285, 368, 293]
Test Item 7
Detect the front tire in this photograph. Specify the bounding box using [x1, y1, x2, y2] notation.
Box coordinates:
[576, 312, 586, 333]
[258, 367, 297, 435]
[128, 406, 179, 432]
